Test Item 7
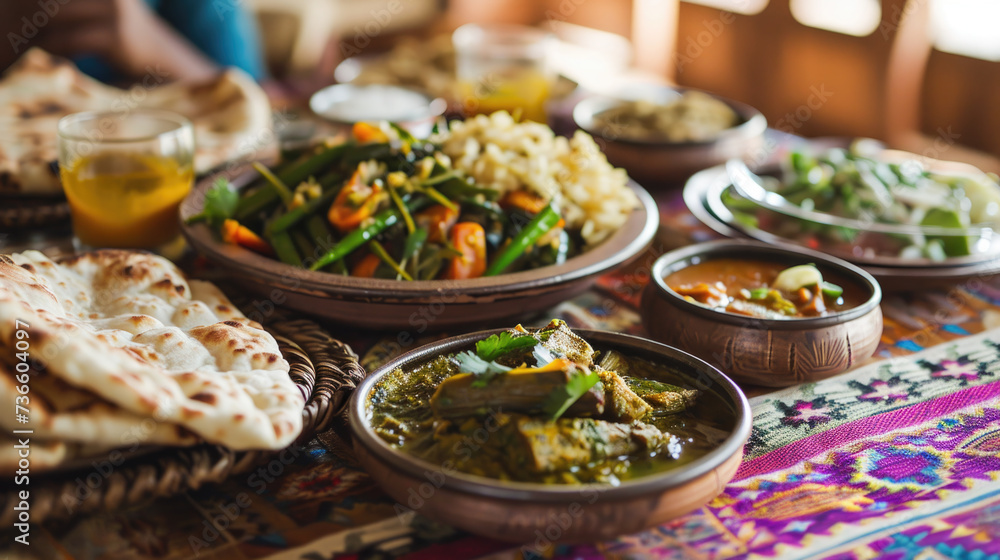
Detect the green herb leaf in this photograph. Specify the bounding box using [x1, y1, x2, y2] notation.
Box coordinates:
[454, 351, 512, 388]
[186, 178, 239, 227]
[542, 367, 601, 420]
[475, 331, 538, 362]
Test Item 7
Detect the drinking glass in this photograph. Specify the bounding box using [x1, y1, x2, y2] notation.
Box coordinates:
[453, 24, 557, 123]
[58, 109, 195, 249]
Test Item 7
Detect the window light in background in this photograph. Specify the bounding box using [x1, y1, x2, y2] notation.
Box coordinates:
[930, 0, 1000, 61]
[680, 0, 768, 16]
[790, 0, 881, 37]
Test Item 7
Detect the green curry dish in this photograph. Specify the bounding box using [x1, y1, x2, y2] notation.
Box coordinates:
[368, 322, 731, 484]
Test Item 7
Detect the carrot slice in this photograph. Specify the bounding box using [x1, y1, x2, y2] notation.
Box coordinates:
[352, 253, 381, 277]
[500, 190, 548, 215]
[444, 222, 487, 280]
[352, 122, 388, 144]
[415, 204, 459, 243]
[328, 169, 384, 233]
[221, 219, 273, 256]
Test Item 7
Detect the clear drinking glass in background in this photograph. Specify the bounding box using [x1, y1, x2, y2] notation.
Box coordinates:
[452, 24, 557, 123]
[57, 109, 195, 249]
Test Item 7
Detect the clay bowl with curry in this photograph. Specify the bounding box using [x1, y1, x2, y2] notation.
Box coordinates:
[349, 320, 751, 542]
[641, 240, 883, 387]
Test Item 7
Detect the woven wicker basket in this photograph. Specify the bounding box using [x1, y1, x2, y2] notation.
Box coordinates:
[0, 197, 71, 231]
[0, 317, 365, 525]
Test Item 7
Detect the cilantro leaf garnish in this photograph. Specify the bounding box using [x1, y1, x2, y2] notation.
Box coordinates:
[475, 331, 538, 362]
[542, 366, 601, 420]
[186, 178, 239, 228]
[454, 351, 512, 388]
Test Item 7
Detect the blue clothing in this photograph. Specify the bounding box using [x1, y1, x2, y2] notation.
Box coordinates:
[75, 0, 267, 84]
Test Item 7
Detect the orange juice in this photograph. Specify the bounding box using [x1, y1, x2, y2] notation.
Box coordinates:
[61, 153, 193, 248]
[457, 69, 552, 123]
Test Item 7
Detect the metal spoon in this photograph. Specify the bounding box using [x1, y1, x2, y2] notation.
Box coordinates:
[725, 159, 800, 212]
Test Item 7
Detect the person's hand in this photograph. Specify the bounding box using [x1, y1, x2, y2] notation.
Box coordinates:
[2, 0, 218, 81]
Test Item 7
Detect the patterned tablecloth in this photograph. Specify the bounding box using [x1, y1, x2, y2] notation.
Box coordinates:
[13, 194, 1000, 560]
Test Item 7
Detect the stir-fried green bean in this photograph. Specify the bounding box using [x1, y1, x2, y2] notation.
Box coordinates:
[485, 204, 562, 276]
[310, 198, 432, 271]
[268, 231, 302, 267]
[291, 230, 316, 259]
[236, 143, 352, 219]
[213, 122, 605, 280]
[310, 208, 402, 270]
[253, 162, 294, 205]
[422, 185, 458, 211]
[283, 142, 353, 186]
[388, 184, 415, 234]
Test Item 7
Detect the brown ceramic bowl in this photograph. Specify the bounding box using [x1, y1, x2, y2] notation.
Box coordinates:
[573, 87, 767, 187]
[641, 240, 883, 387]
[349, 328, 751, 543]
[179, 164, 658, 331]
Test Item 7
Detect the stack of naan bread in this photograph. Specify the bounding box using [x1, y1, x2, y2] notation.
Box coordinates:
[0, 48, 272, 197]
[0, 250, 304, 473]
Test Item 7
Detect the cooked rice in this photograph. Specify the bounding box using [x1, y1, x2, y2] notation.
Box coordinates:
[433, 111, 638, 247]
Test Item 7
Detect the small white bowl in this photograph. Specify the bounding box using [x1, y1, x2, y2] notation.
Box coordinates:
[309, 84, 446, 138]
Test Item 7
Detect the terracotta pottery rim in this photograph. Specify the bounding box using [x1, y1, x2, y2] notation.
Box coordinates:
[349, 328, 752, 503]
[649, 239, 883, 330]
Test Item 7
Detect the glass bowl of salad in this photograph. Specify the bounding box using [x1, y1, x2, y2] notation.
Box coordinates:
[714, 140, 1000, 267]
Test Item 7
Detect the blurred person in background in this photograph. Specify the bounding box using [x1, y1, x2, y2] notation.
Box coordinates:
[0, 0, 267, 83]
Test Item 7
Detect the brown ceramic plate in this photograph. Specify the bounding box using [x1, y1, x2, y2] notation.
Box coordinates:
[179, 164, 658, 331]
[349, 328, 751, 542]
[642, 239, 883, 387]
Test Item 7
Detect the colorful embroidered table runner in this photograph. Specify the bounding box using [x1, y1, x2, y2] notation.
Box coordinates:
[543, 328, 1000, 560]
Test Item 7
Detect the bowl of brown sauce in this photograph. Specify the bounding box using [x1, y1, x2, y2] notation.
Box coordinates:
[641, 239, 883, 386]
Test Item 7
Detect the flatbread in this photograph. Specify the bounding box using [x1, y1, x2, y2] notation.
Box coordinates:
[0, 48, 272, 196]
[0, 359, 199, 448]
[0, 250, 304, 451]
[141, 66, 273, 175]
[0, 436, 69, 474]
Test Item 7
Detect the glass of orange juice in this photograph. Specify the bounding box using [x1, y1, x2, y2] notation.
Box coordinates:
[58, 109, 195, 249]
[453, 24, 557, 123]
